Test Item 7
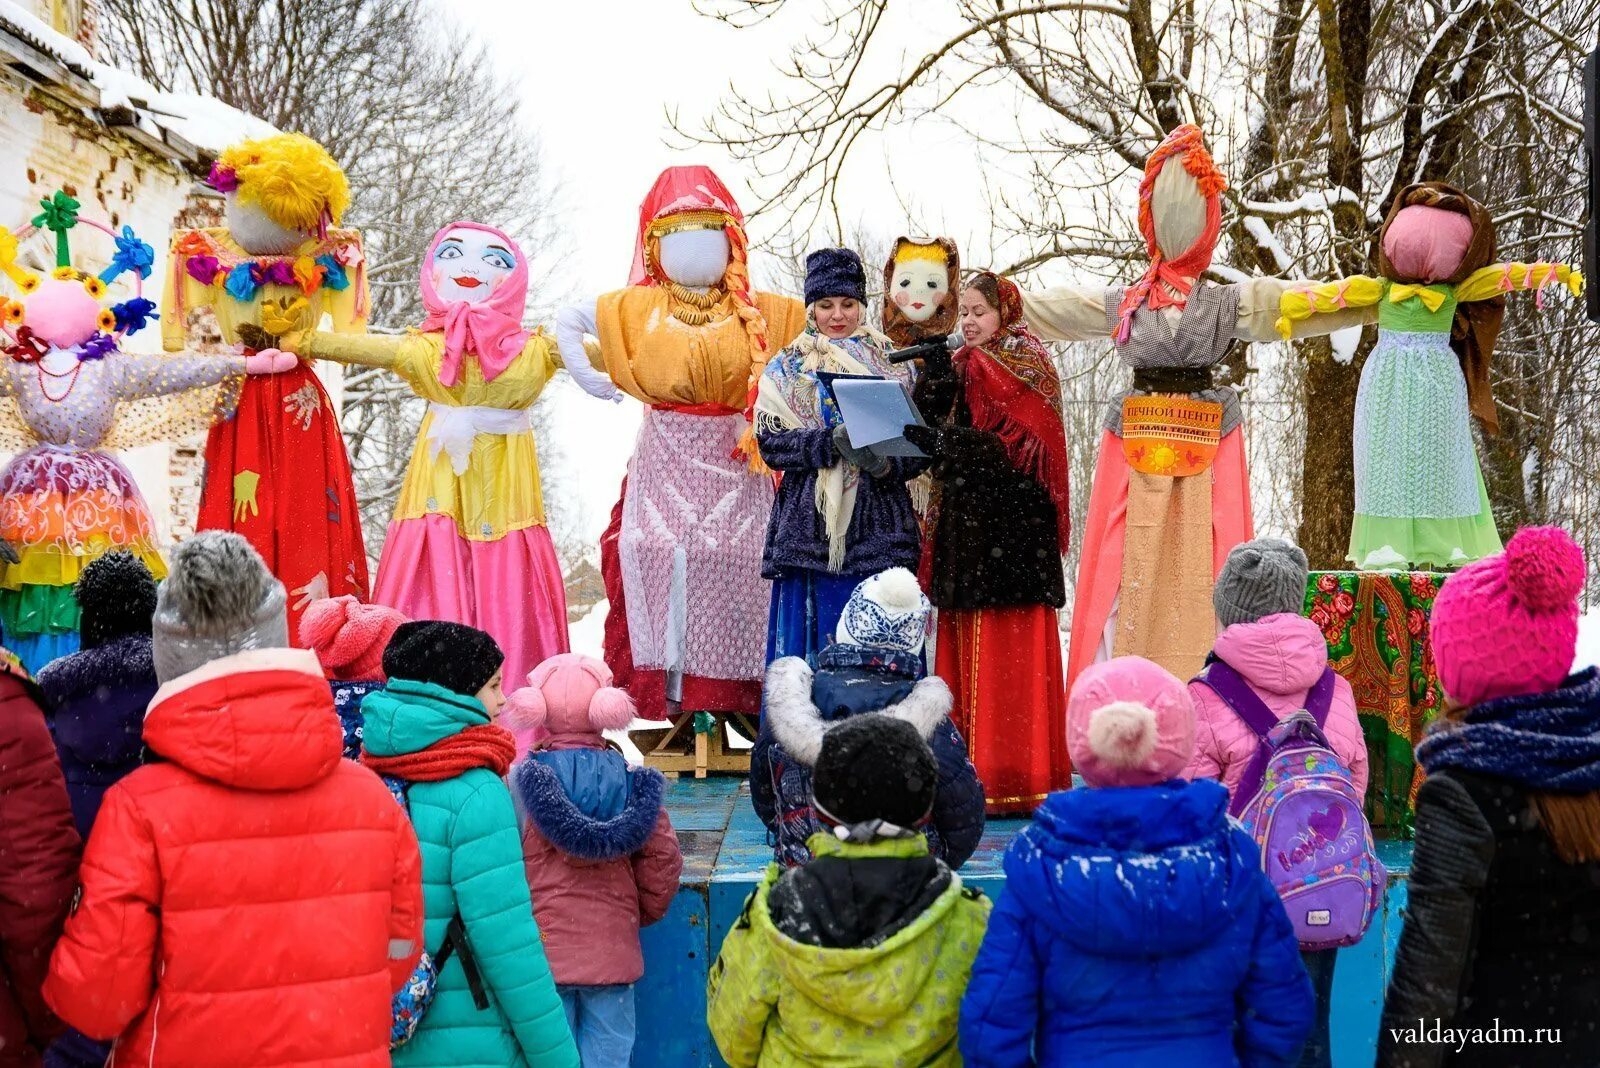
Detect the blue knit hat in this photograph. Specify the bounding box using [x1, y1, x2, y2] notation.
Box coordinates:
[836, 568, 931, 654]
[804, 247, 867, 307]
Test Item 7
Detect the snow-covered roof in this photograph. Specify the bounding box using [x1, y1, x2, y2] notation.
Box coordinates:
[0, 0, 276, 164]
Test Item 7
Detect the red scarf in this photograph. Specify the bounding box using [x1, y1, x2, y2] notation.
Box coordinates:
[960, 273, 1072, 553]
[362, 724, 517, 781]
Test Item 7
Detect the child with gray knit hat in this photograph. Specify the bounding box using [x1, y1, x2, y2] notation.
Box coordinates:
[151, 530, 289, 684]
[1186, 537, 1368, 1068]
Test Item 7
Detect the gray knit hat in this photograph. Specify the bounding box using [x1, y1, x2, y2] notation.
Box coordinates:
[1213, 538, 1309, 628]
[151, 531, 289, 683]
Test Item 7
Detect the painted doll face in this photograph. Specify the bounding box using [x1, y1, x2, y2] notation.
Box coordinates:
[431, 228, 517, 304]
[890, 256, 949, 323]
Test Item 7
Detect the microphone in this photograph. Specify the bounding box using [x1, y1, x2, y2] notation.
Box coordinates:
[886, 331, 964, 365]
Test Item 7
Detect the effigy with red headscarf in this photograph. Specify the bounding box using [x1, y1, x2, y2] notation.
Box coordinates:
[581, 166, 807, 726]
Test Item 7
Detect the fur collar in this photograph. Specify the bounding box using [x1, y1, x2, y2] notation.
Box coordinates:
[37, 635, 156, 704]
[515, 758, 666, 862]
[764, 656, 952, 767]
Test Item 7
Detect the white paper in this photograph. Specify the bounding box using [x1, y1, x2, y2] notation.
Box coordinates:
[830, 377, 927, 457]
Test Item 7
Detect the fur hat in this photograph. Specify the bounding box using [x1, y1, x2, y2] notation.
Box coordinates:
[381, 620, 504, 697]
[812, 712, 938, 838]
[298, 595, 407, 682]
[804, 247, 867, 307]
[1067, 656, 1195, 788]
[75, 550, 157, 649]
[151, 532, 288, 684]
[1432, 526, 1586, 707]
[1214, 538, 1309, 628]
[503, 653, 635, 739]
[835, 568, 931, 654]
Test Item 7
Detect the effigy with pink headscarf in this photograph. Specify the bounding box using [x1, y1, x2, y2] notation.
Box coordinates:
[1020, 124, 1378, 686]
[553, 166, 807, 768]
[286, 220, 591, 755]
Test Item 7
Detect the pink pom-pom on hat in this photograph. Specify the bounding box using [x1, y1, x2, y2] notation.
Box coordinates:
[1431, 526, 1587, 708]
[1067, 656, 1195, 788]
[505, 652, 636, 741]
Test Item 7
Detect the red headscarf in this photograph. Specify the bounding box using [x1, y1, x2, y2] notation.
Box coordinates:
[961, 272, 1072, 552]
[1113, 124, 1227, 345]
[418, 221, 533, 387]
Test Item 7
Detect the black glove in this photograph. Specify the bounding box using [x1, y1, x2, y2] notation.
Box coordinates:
[832, 425, 890, 477]
[901, 424, 940, 456]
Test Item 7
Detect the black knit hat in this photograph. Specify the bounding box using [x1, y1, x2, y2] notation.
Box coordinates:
[75, 551, 158, 649]
[812, 713, 937, 832]
[804, 247, 867, 307]
[382, 620, 504, 696]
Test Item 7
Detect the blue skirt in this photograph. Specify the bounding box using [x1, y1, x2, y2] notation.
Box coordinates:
[765, 569, 860, 667]
[8, 629, 79, 676]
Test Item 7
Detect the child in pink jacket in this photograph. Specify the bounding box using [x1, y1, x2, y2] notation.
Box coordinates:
[506, 654, 683, 1068]
[1184, 537, 1368, 1068]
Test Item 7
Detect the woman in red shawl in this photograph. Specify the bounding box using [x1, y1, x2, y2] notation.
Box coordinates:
[905, 271, 1072, 814]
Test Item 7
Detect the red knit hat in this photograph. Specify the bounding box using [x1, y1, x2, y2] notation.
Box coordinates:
[297, 595, 407, 682]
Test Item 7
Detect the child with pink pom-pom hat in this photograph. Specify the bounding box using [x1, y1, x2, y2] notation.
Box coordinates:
[505, 653, 682, 1067]
[1381, 527, 1600, 1067]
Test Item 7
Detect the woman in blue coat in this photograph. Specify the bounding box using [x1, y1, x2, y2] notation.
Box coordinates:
[960, 656, 1312, 1068]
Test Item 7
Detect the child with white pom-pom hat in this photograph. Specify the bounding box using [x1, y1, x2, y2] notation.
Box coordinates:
[960, 655, 1312, 1068]
[505, 653, 682, 1068]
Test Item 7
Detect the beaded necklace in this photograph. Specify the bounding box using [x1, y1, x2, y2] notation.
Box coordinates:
[663, 281, 727, 326]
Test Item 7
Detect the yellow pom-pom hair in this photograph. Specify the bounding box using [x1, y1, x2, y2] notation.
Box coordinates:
[1276, 275, 1385, 339]
[215, 133, 350, 235]
[893, 239, 951, 266]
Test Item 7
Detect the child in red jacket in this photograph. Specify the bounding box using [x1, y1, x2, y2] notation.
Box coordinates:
[507, 653, 682, 1068]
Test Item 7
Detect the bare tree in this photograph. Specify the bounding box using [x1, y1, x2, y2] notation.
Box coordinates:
[676, 0, 1596, 580]
[97, 0, 577, 562]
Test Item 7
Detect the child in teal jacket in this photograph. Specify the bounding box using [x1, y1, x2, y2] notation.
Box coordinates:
[362, 621, 578, 1068]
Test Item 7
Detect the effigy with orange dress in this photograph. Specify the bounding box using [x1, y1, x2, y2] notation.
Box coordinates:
[1021, 125, 1376, 686]
[161, 133, 370, 637]
[0, 193, 274, 671]
[555, 166, 806, 766]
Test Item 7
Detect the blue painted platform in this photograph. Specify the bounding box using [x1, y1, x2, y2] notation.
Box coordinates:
[636, 778, 1412, 1068]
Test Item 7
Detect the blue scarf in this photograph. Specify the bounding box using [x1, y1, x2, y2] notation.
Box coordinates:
[1417, 668, 1600, 793]
[815, 642, 923, 680]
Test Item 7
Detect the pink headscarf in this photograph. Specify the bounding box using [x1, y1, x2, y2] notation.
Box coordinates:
[418, 221, 533, 386]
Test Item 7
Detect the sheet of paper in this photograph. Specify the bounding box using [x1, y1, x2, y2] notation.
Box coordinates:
[828, 376, 927, 458]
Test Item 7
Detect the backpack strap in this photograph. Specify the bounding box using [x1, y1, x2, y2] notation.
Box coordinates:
[1193, 659, 1314, 817]
[434, 915, 490, 1012]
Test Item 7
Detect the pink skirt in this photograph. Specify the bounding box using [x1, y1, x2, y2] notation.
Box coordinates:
[374, 515, 569, 748]
[1066, 428, 1253, 691]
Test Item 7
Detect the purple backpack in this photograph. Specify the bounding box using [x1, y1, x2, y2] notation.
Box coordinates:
[1196, 661, 1385, 950]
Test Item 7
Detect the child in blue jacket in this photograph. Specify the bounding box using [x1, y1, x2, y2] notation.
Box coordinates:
[960, 655, 1313, 1068]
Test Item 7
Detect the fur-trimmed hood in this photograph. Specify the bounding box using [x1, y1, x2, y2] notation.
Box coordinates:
[514, 750, 667, 863]
[765, 656, 952, 767]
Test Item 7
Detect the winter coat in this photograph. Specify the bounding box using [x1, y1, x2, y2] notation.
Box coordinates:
[752, 646, 985, 869]
[1185, 613, 1369, 802]
[361, 679, 579, 1068]
[707, 834, 991, 1068]
[912, 367, 1065, 610]
[757, 426, 928, 578]
[42, 648, 423, 1068]
[0, 662, 79, 1068]
[1378, 676, 1600, 1067]
[36, 635, 155, 837]
[332, 678, 383, 761]
[513, 743, 682, 986]
[960, 779, 1314, 1068]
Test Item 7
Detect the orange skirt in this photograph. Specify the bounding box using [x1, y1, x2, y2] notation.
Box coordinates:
[936, 604, 1071, 815]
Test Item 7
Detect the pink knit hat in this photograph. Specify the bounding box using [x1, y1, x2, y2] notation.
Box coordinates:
[502, 653, 636, 740]
[1431, 526, 1586, 708]
[1067, 656, 1195, 788]
[297, 595, 407, 682]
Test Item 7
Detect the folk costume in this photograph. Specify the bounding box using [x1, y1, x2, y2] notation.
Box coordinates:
[162, 134, 370, 636]
[557, 167, 805, 718]
[912, 271, 1072, 814]
[1277, 182, 1582, 569]
[0, 199, 250, 671]
[1022, 125, 1375, 688]
[290, 222, 579, 755]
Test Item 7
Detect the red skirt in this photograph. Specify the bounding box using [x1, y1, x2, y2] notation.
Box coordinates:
[196, 364, 370, 638]
[936, 604, 1071, 815]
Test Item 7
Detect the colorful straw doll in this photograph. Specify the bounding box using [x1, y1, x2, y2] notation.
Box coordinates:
[162, 133, 370, 635]
[0, 194, 280, 670]
[1277, 182, 1582, 569]
[1023, 125, 1376, 687]
[555, 167, 806, 730]
[285, 222, 581, 757]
